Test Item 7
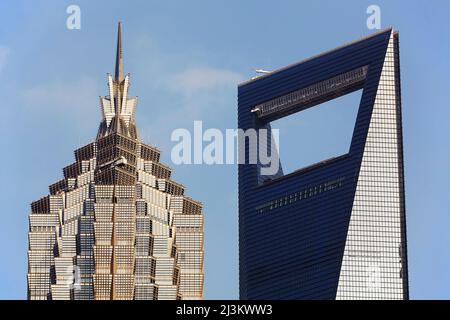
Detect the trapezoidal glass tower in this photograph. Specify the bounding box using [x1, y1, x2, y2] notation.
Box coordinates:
[238, 29, 409, 300]
[27, 23, 204, 300]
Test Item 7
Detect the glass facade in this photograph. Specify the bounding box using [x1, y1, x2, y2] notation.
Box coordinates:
[27, 23, 204, 300]
[336, 32, 407, 299]
[238, 29, 408, 300]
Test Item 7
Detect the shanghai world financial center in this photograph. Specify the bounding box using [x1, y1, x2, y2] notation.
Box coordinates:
[238, 29, 409, 300]
[28, 25, 408, 300]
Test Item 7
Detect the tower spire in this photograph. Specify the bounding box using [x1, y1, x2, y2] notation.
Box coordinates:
[99, 21, 138, 139]
[115, 22, 124, 82]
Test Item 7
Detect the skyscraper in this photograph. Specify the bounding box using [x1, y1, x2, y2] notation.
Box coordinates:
[238, 29, 408, 299]
[27, 23, 204, 300]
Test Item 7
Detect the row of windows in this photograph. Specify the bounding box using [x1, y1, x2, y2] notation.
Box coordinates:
[256, 66, 368, 118]
[255, 177, 345, 214]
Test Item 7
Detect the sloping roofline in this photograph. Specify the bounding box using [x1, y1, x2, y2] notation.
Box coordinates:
[238, 27, 394, 87]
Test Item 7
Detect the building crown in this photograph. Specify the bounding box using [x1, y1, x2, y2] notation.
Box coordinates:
[97, 22, 138, 140]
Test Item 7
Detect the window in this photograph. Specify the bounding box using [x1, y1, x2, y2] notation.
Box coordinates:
[269, 89, 362, 175]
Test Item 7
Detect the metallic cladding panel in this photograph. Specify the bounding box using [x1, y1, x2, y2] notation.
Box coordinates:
[27, 24, 204, 300]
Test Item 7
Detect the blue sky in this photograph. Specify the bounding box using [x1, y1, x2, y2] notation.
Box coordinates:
[0, 0, 449, 299]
